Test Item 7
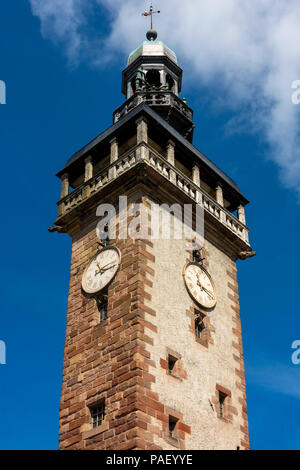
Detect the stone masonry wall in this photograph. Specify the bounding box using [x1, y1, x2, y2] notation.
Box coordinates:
[58, 194, 249, 450]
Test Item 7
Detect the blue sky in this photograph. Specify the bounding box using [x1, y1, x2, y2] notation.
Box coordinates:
[0, 1, 299, 450]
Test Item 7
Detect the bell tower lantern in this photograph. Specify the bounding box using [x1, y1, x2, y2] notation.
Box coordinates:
[114, 29, 195, 142]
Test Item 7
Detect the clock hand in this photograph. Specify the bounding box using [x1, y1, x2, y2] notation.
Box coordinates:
[196, 272, 214, 298]
[99, 264, 116, 273]
[200, 285, 214, 299]
[100, 262, 116, 270]
[95, 263, 102, 275]
[95, 263, 117, 275]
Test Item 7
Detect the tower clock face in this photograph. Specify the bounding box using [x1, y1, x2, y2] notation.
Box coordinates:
[183, 263, 217, 309]
[82, 247, 121, 295]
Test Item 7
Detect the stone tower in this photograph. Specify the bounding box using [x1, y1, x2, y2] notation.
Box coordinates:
[52, 30, 254, 450]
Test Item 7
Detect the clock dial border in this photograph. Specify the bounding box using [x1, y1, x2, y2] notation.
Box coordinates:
[81, 246, 121, 295]
[183, 262, 217, 309]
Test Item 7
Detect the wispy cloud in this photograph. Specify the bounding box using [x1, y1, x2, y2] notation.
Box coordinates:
[247, 362, 300, 399]
[29, 0, 300, 199]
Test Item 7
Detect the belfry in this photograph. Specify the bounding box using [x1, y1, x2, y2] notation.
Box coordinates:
[52, 15, 254, 450]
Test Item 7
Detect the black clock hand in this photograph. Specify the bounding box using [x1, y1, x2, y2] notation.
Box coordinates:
[196, 272, 214, 298]
[99, 264, 116, 273]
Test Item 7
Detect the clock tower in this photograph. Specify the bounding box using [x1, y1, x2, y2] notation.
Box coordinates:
[51, 27, 254, 450]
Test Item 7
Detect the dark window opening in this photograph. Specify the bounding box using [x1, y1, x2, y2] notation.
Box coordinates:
[192, 248, 204, 263]
[168, 355, 178, 374]
[168, 416, 178, 438]
[195, 311, 205, 339]
[97, 292, 108, 324]
[90, 401, 105, 428]
[219, 392, 227, 418]
[146, 69, 161, 89]
[166, 74, 175, 92]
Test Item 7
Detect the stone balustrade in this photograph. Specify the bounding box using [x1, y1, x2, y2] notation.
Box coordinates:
[57, 142, 249, 245]
[113, 91, 193, 124]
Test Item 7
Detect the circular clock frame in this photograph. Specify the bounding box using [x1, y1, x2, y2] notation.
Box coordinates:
[81, 246, 121, 295]
[183, 262, 217, 309]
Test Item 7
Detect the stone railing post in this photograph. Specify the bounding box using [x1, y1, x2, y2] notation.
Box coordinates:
[136, 118, 149, 161]
[216, 184, 225, 223]
[167, 139, 176, 184]
[110, 137, 118, 163]
[192, 164, 201, 186]
[238, 205, 249, 242]
[109, 137, 118, 181]
[60, 173, 69, 199]
[167, 139, 175, 165]
[136, 117, 148, 144]
[237, 204, 246, 225]
[83, 156, 93, 199]
[84, 156, 93, 182]
[192, 165, 201, 203]
[58, 173, 69, 217]
[215, 185, 224, 207]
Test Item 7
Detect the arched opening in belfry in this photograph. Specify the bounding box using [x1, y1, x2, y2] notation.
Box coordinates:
[146, 69, 161, 89]
[131, 79, 136, 94]
[166, 74, 175, 92]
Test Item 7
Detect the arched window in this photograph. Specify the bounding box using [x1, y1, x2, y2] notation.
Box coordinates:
[146, 69, 161, 89]
[166, 74, 175, 92]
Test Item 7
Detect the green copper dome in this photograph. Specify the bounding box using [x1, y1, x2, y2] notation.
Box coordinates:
[127, 40, 178, 66]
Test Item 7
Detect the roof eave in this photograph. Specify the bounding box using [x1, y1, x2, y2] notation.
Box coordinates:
[56, 103, 249, 205]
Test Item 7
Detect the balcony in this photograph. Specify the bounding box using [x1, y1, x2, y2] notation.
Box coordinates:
[56, 142, 250, 246]
[113, 91, 194, 124]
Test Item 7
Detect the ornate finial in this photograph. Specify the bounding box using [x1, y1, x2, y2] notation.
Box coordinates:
[141, 4, 160, 41]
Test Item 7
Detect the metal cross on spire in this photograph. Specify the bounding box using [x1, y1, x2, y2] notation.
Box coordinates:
[141, 4, 160, 30]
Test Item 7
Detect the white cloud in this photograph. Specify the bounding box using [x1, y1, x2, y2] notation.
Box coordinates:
[29, 0, 300, 198]
[247, 362, 300, 399]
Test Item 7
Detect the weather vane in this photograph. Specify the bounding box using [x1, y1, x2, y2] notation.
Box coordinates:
[141, 4, 160, 30]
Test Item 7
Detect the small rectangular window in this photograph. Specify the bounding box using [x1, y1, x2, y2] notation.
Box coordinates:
[219, 392, 227, 418]
[195, 311, 205, 339]
[97, 292, 108, 324]
[192, 248, 204, 263]
[90, 401, 105, 429]
[168, 416, 178, 438]
[168, 355, 178, 374]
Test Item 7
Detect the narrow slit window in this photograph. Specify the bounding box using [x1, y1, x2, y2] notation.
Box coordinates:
[219, 392, 227, 418]
[192, 249, 201, 263]
[168, 355, 177, 374]
[97, 292, 108, 324]
[168, 416, 178, 438]
[195, 311, 205, 339]
[90, 401, 105, 429]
